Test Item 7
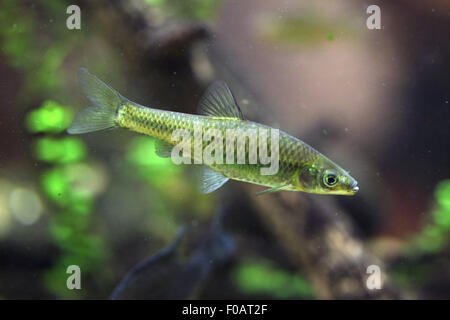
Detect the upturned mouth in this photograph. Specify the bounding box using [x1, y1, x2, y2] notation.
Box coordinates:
[351, 181, 359, 193]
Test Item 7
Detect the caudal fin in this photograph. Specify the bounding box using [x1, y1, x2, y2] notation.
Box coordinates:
[68, 68, 124, 134]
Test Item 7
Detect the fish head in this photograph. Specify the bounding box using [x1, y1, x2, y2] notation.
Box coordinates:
[293, 160, 359, 195]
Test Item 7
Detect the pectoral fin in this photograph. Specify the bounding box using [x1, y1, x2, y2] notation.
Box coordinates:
[154, 139, 173, 158]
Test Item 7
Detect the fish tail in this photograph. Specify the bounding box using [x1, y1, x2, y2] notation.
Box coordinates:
[68, 68, 125, 134]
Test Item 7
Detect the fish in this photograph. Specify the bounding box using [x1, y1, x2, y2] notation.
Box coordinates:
[68, 68, 359, 196]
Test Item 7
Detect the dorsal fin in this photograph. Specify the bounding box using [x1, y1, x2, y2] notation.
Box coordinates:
[198, 81, 244, 119]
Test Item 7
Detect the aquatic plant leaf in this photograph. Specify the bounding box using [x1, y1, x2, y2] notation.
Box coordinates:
[233, 260, 313, 299]
[33, 137, 86, 164]
[25, 100, 73, 133]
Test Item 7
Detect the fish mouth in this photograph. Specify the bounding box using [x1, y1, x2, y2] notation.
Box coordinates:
[350, 181, 359, 193]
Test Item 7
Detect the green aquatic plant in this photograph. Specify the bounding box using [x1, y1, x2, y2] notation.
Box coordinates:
[25, 100, 110, 299]
[233, 259, 313, 299]
[435, 180, 450, 224]
[391, 180, 450, 292]
[40, 165, 110, 298]
[255, 13, 357, 48]
[0, 0, 35, 69]
[390, 263, 432, 292]
[126, 136, 180, 187]
[144, 0, 222, 21]
[33, 137, 86, 164]
[26, 100, 74, 134]
[409, 179, 450, 254]
[0, 0, 81, 99]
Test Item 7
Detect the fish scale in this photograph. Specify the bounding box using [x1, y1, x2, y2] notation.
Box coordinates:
[117, 101, 320, 190]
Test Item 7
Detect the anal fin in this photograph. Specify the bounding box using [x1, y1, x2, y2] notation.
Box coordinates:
[199, 167, 229, 194]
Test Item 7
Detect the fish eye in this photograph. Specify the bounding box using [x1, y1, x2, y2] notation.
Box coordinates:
[323, 171, 338, 188]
